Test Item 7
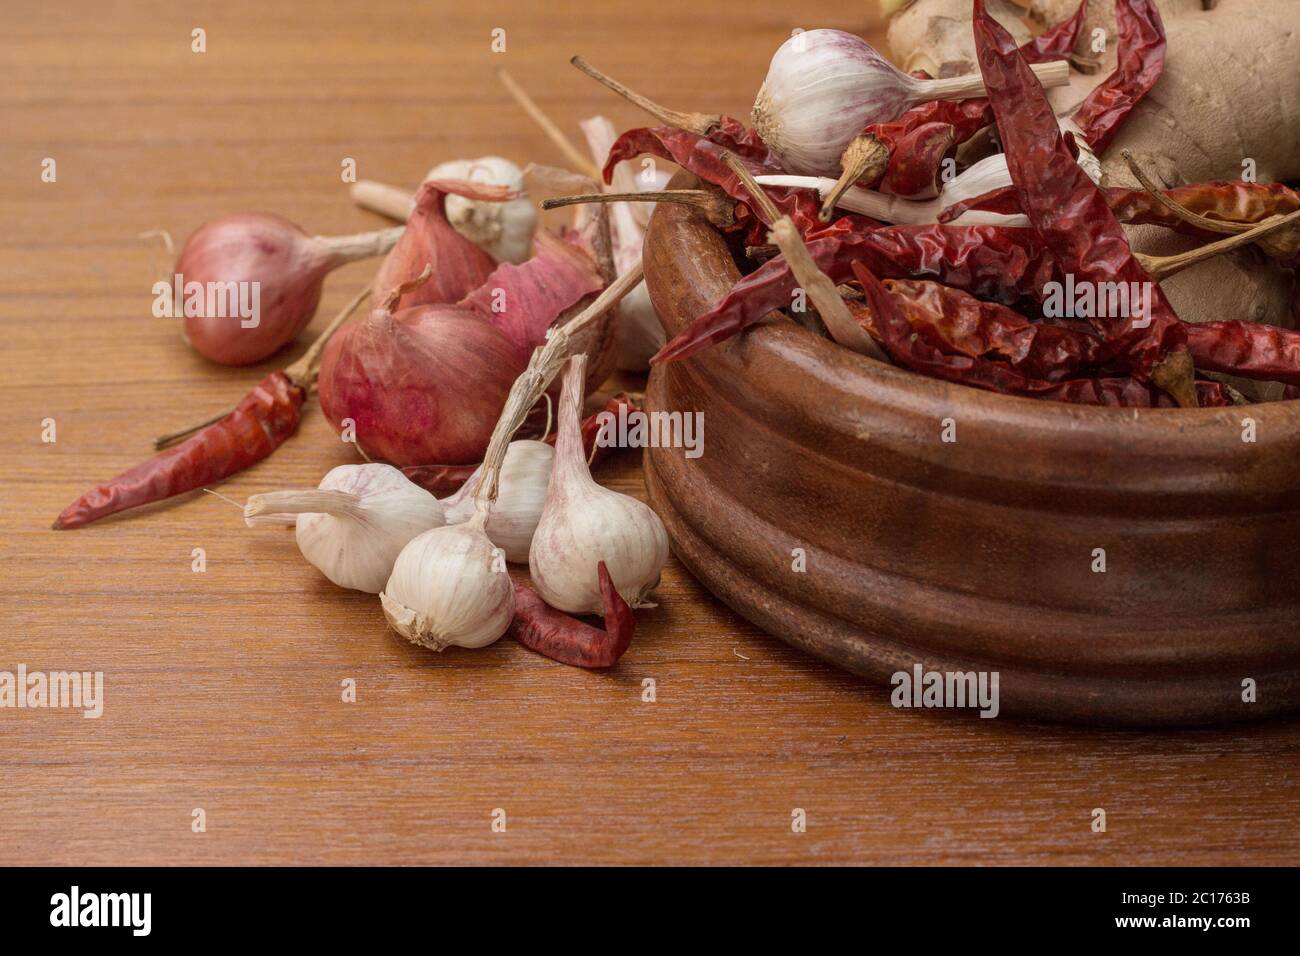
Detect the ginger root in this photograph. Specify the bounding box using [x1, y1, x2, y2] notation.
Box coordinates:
[889, 0, 1300, 341]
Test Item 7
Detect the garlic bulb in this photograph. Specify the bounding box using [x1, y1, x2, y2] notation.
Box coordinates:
[529, 353, 669, 614]
[244, 463, 444, 594]
[381, 519, 514, 651]
[751, 29, 1069, 177]
[426, 157, 537, 264]
[442, 439, 554, 562]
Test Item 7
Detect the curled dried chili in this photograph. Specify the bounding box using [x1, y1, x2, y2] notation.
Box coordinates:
[509, 561, 634, 669]
[1070, 0, 1167, 154]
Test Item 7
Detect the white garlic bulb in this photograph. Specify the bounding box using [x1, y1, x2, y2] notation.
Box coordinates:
[244, 463, 444, 594]
[751, 29, 1069, 177]
[529, 353, 669, 614]
[442, 439, 554, 562]
[426, 156, 537, 264]
[381, 521, 514, 651]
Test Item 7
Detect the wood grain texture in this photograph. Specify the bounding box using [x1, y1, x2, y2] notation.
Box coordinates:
[1, 0, 1297, 866]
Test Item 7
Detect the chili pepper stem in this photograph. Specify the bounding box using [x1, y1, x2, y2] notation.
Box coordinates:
[570, 55, 721, 138]
[1150, 349, 1199, 409]
[1138, 208, 1300, 280]
[497, 67, 601, 181]
[722, 152, 890, 364]
[820, 135, 890, 223]
[153, 283, 372, 450]
[1121, 151, 1241, 237]
[542, 189, 736, 229]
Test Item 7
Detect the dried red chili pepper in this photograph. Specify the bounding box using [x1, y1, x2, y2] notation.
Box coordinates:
[849, 278, 1106, 382]
[943, 179, 1300, 256]
[53, 370, 305, 529]
[509, 561, 634, 669]
[1071, 0, 1166, 154]
[603, 126, 877, 242]
[653, 224, 1060, 364]
[972, 0, 1189, 398]
[402, 394, 642, 497]
[1185, 322, 1300, 387]
[852, 262, 1228, 407]
[54, 284, 376, 529]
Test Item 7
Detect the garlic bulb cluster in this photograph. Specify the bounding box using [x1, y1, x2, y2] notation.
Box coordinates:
[442, 439, 554, 562]
[380, 518, 515, 652]
[244, 463, 444, 594]
[426, 156, 537, 264]
[529, 353, 669, 613]
[750, 29, 1069, 177]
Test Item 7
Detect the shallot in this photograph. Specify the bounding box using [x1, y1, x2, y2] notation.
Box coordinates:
[319, 232, 604, 466]
[173, 212, 400, 366]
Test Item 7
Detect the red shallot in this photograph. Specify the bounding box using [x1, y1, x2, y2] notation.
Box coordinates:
[173, 212, 400, 366]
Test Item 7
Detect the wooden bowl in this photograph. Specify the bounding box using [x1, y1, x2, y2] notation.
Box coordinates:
[642, 175, 1300, 726]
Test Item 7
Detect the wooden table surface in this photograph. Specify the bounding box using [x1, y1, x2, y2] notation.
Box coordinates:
[3, 0, 1297, 866]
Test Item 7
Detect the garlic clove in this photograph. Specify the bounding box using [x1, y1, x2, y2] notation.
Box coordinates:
[442, 439, 554, 563]
[426, 157, 538, 264]
[245, 463, 443, 594]
[528, 353, 670, 614]
[381, 524, 515, 651]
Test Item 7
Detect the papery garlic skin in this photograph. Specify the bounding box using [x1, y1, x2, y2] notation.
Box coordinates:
[442, 440, 554, 562]
[613, 281, 665, 372]
[426, 157, 537, 264]
[381, 524, 515, 651]
[246, 463, 444, 594]
[752, 30, 916, 177]
[529, 354, 670, 614]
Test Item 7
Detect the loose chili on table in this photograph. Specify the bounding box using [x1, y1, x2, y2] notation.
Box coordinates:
[53, 371, 305, 530]
[509, 561, 635, 669]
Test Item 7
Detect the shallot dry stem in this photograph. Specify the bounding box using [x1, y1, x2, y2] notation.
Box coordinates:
[569, 56, 721, 137]
[542, 189, 736, 229]
[497, 66, 601, 181]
